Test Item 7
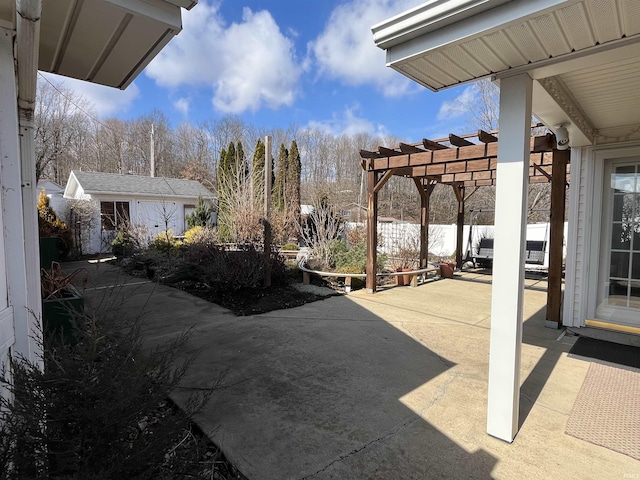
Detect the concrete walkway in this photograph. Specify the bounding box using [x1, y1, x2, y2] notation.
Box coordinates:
[77, 261, 640, 480]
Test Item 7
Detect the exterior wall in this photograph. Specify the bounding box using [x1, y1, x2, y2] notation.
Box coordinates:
[0, 27, 42, 385]
[564, 141, 640, 327]
[563, 147, 586, 327]
[0, 31, 16, 394]
[72, 193, 198, 254]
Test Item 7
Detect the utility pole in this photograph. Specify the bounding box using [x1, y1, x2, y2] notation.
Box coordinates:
[150, 123, 155, 177]
[264, 136, 273, 287]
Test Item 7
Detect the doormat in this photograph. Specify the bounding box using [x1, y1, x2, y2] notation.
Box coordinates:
[566, 363, 640, 461]
[568, 336, 640, 370]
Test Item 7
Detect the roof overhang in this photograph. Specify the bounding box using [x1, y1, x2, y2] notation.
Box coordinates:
[373, 0, 640, 147]
[0, 0, 197, 89]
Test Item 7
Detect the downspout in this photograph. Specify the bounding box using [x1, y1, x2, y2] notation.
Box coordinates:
[16, 0, 43, 367]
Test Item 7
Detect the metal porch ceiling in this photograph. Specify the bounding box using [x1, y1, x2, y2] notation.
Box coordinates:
[374, 0, 640, 146]
[0, 0, 196, 89]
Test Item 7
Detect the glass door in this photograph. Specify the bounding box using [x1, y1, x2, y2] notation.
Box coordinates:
[596, 161, 640, 325]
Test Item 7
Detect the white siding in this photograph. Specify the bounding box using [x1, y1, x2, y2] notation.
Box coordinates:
[564, 148, 587, 326]
[565, 142, 640, 327]
[135, 200, 179, 240]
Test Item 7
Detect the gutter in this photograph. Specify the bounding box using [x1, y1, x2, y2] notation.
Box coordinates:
[371, 0, 513, 49]
[16, 0, 43, 367]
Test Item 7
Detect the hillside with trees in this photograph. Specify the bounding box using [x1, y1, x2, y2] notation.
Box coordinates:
[35, 78, 552, 230]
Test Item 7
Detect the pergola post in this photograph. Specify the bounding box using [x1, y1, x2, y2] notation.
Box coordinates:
[487, 73, 532, 443]
[546, 148, 569, 328]
[414, 178, 435, 268]
[453, 184, 465, 268]
[366, 170, 378, 293]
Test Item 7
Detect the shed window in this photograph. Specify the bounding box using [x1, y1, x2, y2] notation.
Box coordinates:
[101, 201, 130, 231]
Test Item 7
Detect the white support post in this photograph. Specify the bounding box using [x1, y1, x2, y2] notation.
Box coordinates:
[16, 0, 43, 367]
[486, 73, 532, 442]
[0, 28, 34, 364]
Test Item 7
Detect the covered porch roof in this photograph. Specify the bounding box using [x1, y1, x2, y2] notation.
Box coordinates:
[372, 0, 640, 147]
[0, 0, 196, 89]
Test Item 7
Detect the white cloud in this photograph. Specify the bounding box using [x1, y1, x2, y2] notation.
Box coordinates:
[307, 105, 388, 137]
[436, 86, 475, 121]
[145, 2, 301, 114]
[310, 0, 417, 97]
[173, 97, 190, 116]
[40, 73, 140, 117]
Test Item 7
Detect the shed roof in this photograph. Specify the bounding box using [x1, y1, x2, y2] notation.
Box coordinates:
[66, 171, 214, 199]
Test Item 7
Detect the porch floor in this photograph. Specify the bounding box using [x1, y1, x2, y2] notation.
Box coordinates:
[77, 260, 639, 480]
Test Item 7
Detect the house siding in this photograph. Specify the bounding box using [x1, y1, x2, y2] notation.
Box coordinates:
[63, 173, 214, 255]
[564, 148, 587, 327]
[81, 194, 198, 254]
[565, 141, 640, 328]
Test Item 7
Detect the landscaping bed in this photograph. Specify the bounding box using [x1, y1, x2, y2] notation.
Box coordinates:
[167, 279, 336, 316]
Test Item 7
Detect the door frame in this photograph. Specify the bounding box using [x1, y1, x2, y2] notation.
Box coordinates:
[586, 145, 640, 327]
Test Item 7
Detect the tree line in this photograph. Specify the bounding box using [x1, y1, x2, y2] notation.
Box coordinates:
[35, 78, 553, 235]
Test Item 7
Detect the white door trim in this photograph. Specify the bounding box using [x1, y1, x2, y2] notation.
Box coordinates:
[586, 144, 640, 326]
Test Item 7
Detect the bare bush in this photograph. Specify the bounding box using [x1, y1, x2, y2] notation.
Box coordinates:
[300, 195, 343, 269]
[218, 160, 262, 244]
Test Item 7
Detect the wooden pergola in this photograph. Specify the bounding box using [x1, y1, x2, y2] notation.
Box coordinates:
[359, 130, 570, 326]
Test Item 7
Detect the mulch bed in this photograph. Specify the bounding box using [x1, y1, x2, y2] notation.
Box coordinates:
[167, 280, 333, 316]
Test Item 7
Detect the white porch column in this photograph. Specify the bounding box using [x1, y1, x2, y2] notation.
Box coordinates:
[0, 28, 33, 363]
[487, 73, 532, 442]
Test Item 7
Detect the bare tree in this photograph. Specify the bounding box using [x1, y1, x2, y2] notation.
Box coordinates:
[35, 79, 94, 182]
[63, 199, 99, 255]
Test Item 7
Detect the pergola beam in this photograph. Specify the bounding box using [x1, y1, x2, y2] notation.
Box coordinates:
[449, 133, 474, 147]
[423, 138, 448, 150]
[373, 168, 397, 193]
[478, 130, 498, 143]
[399, 142, 426, 154]
[359, 136, 570, 188]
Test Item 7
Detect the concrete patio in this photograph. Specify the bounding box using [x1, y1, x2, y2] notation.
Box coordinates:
[79, 261, 640, 479]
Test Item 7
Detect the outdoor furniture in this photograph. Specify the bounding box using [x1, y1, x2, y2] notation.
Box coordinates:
[472, 238, 547, 268]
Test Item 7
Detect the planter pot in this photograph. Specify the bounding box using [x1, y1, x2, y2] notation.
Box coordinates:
[439, 262, 455, 279]
[42, 285, 84, 344]
[394, 267, 412, 286]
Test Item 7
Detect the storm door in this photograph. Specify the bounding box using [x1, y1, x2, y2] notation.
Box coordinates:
[596, 160, 640, 326]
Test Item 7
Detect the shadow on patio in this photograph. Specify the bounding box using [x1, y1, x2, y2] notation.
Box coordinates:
[80, 261, 639, 479]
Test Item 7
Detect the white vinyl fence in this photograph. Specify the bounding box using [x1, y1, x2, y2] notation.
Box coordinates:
[346, 221, 568, 267]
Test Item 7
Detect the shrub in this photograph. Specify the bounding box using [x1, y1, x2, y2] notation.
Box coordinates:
[334, 243, 387, 273]
[334, 243, 367, 273]
[37, 190, 72, 259]
[183, 226, 203, 243]
[198, 245, 287, 290]
[186, 195, 212, 229]
[183, 226, 217, 246]
[150, 229, 182, 255]
[0, 288, 212, 479]
[335, 265, 362, 275]
[111, 224, 142, 257]
[280, 242, 299, 251]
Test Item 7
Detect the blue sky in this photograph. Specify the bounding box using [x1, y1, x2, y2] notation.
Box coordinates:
[45, 0, 476, 141]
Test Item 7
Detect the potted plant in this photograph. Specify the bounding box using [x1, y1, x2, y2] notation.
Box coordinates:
[391, 246, 419, 286]
[438, 253, 456, 278]
[41, 262, 88, 343]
